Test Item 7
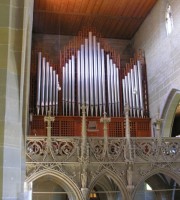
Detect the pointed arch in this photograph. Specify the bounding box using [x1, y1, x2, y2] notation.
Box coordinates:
[161, 89, 180, 137]
[133, 168, 180, 199]
[88, 168, 131, 200]
[25, 169, 83, 200]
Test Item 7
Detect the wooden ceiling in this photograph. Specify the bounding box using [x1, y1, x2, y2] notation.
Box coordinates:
[33, 0, 157, 39]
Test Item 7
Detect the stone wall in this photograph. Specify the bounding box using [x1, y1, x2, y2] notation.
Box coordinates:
[132, 0, 180, 127]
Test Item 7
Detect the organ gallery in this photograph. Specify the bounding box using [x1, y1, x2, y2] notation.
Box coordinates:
[29, 28, 151, 137]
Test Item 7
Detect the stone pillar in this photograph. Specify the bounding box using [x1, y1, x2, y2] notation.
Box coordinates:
[0, 0, 34, 199]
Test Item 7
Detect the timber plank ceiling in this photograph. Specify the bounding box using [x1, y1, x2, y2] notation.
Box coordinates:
[33, 0, 158, 39]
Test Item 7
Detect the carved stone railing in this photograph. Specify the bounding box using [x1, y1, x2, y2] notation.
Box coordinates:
[26, 136, 180, 165]
[26, 136, 180, 198]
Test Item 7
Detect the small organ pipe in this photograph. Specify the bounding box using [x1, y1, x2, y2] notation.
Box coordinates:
[127, 72, 133, 117]
[125, 76, 129, 113]
[36, 52, 42, 115]
[137, 60, 144, 117]
[122, 78, 126, 112]
[134, 64, 140, 117]
[130, 69, 136, 117]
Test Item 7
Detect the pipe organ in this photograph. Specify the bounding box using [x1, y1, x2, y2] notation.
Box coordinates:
[29, 28, 150, 137]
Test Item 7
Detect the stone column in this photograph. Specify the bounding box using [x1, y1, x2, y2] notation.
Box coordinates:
[0, 0, 34, 199]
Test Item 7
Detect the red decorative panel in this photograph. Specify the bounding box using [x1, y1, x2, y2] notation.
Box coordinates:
[60, 121, 75, 136]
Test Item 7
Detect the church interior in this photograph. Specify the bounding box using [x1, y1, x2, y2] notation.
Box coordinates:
[0, 0, 180, 199]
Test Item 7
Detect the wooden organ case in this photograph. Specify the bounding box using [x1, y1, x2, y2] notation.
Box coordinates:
[29, 29, 151, 137]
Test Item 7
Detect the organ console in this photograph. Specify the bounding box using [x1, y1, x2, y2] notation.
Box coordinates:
[29, 28, 150, 137]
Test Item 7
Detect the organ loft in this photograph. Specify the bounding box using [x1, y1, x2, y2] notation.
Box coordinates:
[29, 28, 151, 138]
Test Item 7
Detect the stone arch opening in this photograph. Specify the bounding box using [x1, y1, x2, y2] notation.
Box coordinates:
[26, 169, 83, 200]
[88, 169, 130, 200]
[161, 89, 180, 137]
[133, 169, 180, 200]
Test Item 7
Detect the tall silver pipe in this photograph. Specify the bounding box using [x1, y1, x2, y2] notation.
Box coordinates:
[52, 70, 56, 115]
[77, 50, 81, 115]
[72, 55, 75, 116]
[137, 60, 144, 117]
[85, 38, 89, 116]
[97, 43, 102, 116]
[45, 61, 50, 115]
[130, 69, 136, 117]
[89, 32, 94, 116]
[49, 66, 53, 112]
[62, 66, 65, 115]
[36, 52, 42, 115]
[110, 59, 115, 116]
[68, 59, 72, 116]
[55, 74, 59, 115]
[65, 63, 68, 116]
[81, 44, 85, 106]
[116, 68, 120, 116]
[101, 49, 106, 114]
[93, 36, 98, 116]
[113, 64, 118, 117]
[134, 64, 140, 117]
[41, 57, 46, 115]
[127, 72, 133, 117]
[107, 54, 111, 116]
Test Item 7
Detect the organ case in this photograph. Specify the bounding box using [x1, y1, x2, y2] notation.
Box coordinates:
[29, 29, 151, 137]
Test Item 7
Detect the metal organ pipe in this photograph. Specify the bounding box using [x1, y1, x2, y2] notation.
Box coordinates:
[110, 59, 115, 117]
[77, 50, 81, 115]
[93, 36, 98, 116]
[84, 39, 89, 115]
[89, 32, 94, 116]
[113, 64, 117, 117]
[36, 52, 42, 115]
[68, 59, 72, 116]
[71, 55, 75, 116]
[41, 57, 46, 115]
[35, 52, 60, 116]
[130, 69, 136, 117]
[101, 49, 106, 114]
[106, 54, 111, 116]
[116, 68, 120, 116]
[62, 66, 65, 115]
[81, 44, 85, 107]
[45, 62, 49, 115]
[127, 72, 133, 117]
[137, 60, 144, 117]
[97, 43, 102, 116]
[134, 64, 140, 117]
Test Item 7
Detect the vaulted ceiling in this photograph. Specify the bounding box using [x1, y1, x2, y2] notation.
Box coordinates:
[33, 0, 158, 39]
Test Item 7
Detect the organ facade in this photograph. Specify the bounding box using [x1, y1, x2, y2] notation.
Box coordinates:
[29, 28, 151, 137]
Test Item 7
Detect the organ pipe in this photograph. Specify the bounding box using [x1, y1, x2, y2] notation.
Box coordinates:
[36, 53, 60, 116]
[34, 31, 148, 119]
[36, 52, 42, 115]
